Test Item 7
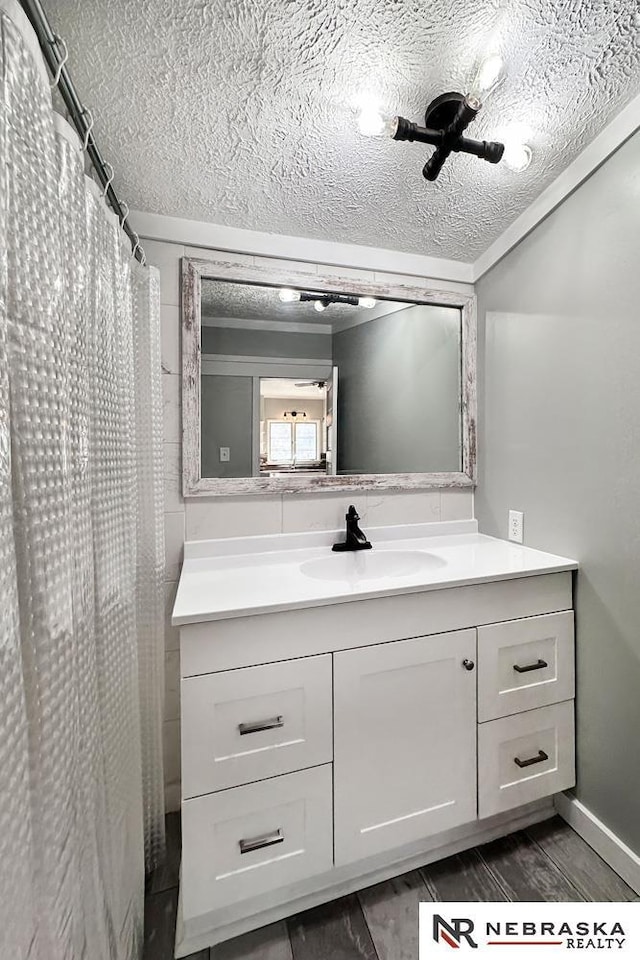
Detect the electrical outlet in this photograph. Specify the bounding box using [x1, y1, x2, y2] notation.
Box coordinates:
[219, 447, 230, 462]
[508, 509, 524, 543]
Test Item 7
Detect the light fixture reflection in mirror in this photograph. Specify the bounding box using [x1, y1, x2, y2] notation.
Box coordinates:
[279, 289, 377, 312]
[198, 276, 463, 481]
[278, 288, 301, 303]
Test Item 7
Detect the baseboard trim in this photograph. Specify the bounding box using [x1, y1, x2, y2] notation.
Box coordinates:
[554, 792, 640, 895]
[175, 798, 554, 957]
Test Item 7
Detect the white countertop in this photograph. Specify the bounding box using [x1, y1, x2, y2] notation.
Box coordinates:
[172, 520, 578, 626]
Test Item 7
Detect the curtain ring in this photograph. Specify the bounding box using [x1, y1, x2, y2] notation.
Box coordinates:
[79, 107, 94, 153]
[101, 162, 114, 198]
[130, 232, 141, 259]
[50, 35, 69, 89]
[119, 200, 129, 228]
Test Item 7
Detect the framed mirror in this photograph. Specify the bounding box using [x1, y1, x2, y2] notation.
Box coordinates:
[181, 256, 476, 496]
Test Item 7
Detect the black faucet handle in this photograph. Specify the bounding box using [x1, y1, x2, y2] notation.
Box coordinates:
[333, 503, 372, 551]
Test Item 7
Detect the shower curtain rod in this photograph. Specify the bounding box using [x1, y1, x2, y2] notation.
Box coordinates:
[20, 0, 145, 263]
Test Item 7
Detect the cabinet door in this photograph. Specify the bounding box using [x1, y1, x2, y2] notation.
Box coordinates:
[334, 629, 477, 866]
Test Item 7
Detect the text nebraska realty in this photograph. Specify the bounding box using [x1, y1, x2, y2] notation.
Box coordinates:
[485, 921, 626, 949]
[436, 916, 627, 950]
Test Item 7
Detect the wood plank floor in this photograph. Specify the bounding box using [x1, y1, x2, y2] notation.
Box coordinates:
[144, 814, 637, 960]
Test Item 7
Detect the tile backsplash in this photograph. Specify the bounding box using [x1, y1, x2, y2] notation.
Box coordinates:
[146, 237, 475, 811]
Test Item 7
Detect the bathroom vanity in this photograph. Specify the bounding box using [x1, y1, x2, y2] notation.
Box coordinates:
[172, 520, 578, 957]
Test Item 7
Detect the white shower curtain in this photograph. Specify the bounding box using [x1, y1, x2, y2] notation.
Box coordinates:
[0, 3, 165, 958]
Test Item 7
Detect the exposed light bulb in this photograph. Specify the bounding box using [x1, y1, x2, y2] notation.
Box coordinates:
[358, 296, 376, 309]
[357, 108, 399, 138]
[314, 300, 327, 313]
[503, 141, 532, 172]
[278, 288, 301, 302]
[469, 54, 506, 102]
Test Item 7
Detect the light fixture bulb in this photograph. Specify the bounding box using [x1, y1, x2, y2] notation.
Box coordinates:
[278, 288, 301, 303]
[314, 300, 326, 312]
[503, 141, 532, 172]
[469, 54, 506, 102]
[357, 108, 399, 138]
[358, 296, 376, 309]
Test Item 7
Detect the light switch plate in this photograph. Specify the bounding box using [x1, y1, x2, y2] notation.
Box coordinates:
[508, 510, 524, 543]
[219, 447, 230, 462]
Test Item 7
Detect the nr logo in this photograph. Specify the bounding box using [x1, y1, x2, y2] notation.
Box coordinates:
[433, 914, 478, 949]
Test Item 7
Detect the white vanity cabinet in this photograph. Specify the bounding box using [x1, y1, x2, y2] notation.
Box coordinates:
[334, 628, 477, 864]
[175, 560, 577, 957]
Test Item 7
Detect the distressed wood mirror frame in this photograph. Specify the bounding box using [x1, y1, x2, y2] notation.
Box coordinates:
[181, 255, 477, 497]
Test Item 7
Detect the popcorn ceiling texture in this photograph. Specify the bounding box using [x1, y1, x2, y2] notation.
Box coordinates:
[46, 0, 640, 261]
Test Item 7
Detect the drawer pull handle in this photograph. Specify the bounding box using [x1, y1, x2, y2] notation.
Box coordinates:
[513, 658, 548, 674]
[238, 716, 284, 736]
[514, 749, 549, 769]
[239, 829, 284, 855]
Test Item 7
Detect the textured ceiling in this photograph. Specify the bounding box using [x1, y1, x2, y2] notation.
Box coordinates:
[45, 0, 640, 261]
[201, 278, 404, 329]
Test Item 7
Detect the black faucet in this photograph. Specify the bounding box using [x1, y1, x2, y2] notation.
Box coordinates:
[332, 505, 372, 552]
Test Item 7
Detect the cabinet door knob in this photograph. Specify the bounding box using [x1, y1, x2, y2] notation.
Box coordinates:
[462, 659, 475, 671]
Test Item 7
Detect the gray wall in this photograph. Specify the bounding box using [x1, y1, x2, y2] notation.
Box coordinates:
[476, 130, 640, 854]
[332, 304, 461, 474]
[202, 325, 332, 359]
[201, 375, 253, 478]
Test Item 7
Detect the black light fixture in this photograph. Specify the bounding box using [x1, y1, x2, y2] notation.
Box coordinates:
[390, 93, 504, 181]
[358, 55, 532, 182]
[283, 410, 307, 418]
[278, 289, 377, 312]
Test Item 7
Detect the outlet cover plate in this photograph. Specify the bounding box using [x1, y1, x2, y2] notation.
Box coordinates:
[508, 509, 524, 543]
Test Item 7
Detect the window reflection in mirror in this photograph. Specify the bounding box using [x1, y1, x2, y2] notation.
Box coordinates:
[200, 277, 462, 480]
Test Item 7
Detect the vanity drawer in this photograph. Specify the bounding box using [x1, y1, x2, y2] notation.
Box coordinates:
[478, 700, 575, 819]
[478, 611, 574, 721]
[181, 654, 332, 797]
[181, 764, 333, 918]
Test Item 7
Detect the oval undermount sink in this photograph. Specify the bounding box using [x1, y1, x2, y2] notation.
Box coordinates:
[300, 550, 447, 583]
